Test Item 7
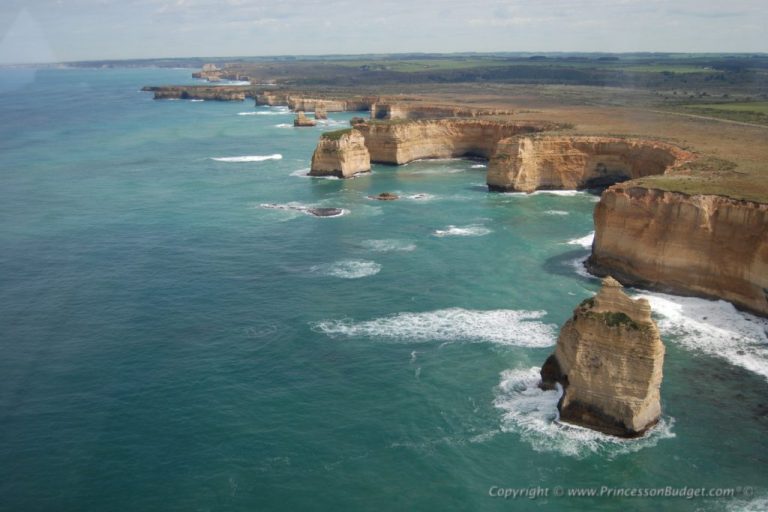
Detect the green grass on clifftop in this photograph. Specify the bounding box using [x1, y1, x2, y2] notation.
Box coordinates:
[321, 128, 353, 141]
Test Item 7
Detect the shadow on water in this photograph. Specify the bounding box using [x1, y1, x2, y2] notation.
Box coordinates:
[542, 248, 599, 280]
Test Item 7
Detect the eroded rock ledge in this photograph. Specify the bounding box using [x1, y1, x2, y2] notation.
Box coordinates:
[541, 277, 665, 437]
[352, 119, 556, 165]
[370, 102, 513, 121]
[256, 92, 377, 112]
[587, 186, 768, 317]
[141, 85, 253, 101]
[487, 135, 695, 193]
[310, 129, 371, 178]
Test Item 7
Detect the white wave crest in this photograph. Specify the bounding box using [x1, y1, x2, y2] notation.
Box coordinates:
[545, 210, 569, 216]
[190, 99, 204, 102]
[471, 164, 487, 169]
[531, 190, 583, 196]
[289, 168, 339, 180]
[404, 193, 436, 201]
[275, 123, 293, 128]
[312, 308, 556, 346]
[360, 239, 417, 252]
[310, 259, 381, 279]
[567, 232, 594, 248]
[493, 367, 675, 458]
[637, 292, 768, 381]
[727, 497, 768, 512]
[237, 111, 257, 116]
[260, 202, 348, 218]
[212, 154, 282, 163]
[568, 255, 598, 280]
[433, 225, 491, 237]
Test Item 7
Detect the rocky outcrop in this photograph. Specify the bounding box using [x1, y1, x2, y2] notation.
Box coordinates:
[369, 192, 399, 201]
[370, 102, 513, 120]
[487, 136, 694, 192]
[256, 91, 292, 106]
[142, 85, 252, 101]
[289, 97, 347, 112]
[310, 129, 371, 178]
[587, 186, 768, 317]
[314, 105, 328, 120]
[192, 63, 223, 82]
[540, 277, 665, 437]
[354, 119, 554, 165]
[294, 112, 316, 127]
[255, 92, 377, 112]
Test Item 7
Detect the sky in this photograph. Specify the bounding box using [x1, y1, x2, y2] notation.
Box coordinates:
[0, 0, 766, 64]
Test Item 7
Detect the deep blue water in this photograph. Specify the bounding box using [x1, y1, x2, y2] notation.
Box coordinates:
[1, 68, 766, 512]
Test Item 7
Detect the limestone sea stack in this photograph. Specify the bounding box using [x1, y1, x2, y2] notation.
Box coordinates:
[540, 277, 665, 437]
[309, 129, 371, 178]
[314, 105, 328, 120]
[294, 111, 316, 127]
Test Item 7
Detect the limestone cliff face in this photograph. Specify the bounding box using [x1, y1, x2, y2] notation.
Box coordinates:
[143, 86, 251, 101]
[370, 103, 513, 121]
[487, 136, 694, 192]
[587, 186, 768, 317]
[310, 130, 371, 178]
[255, 92, 376, 112]
[255, 91, 292, 106]
[541, 277, 665, 437]
[289, 97, 347, 112]
[314, 105, 328, 120]
[354, 119, 552, 165]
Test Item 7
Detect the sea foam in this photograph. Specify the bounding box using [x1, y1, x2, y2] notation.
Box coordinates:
[433, 225, 491, 237]
[636, 292, 768, 381]
[312, 308, 556, 346]
[212, 154, 282, 163]
[360, 239, 417, 252]
[493, 367, 675, 458]
[566, 231, 595, 248]
[310, 259, 381, 279]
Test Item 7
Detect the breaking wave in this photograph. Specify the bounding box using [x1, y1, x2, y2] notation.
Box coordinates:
[567, 232, 595, 248]
[310, 259, 381, 279]
[433, 224, 491, 237]
[312, 308, 556, 346]
[211, 154, 282, 163]
[493, 367, 675, 458]
[637, 292, 768, 381]
[360, 239, 417, 252]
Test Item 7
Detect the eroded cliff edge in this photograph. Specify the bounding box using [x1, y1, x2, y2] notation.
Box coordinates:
[587, 186, 768, 317]
[487, 135, 694, 193]
[541, 277, 665, 437]
[353, 119, 556, 165]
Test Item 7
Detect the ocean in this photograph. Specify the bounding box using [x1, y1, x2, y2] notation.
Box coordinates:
[0, 68, 766, 511]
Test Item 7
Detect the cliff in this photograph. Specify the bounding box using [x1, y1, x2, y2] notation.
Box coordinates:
[587, 186, 768, 317]
[310, 129, 371, 178]
[487, 136, 694, 192]
[142, 85, 252, 101]
[541, 277, 665, 437]
[255, 92, 377, 112]
[370, 102, 513, 121]
[314, 105, 328, 120]
[354, 119, 554, 165]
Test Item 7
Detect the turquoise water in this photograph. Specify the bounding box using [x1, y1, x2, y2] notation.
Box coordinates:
[1, 68, 766, 512]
